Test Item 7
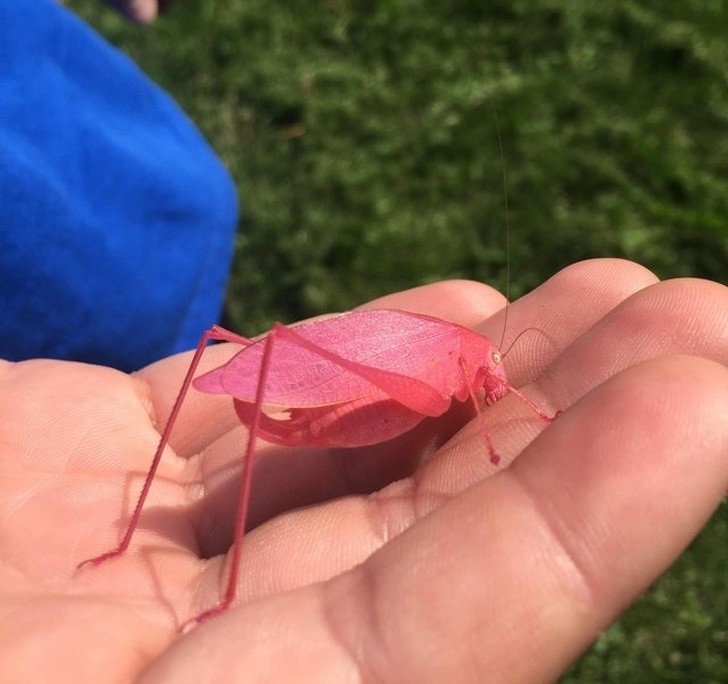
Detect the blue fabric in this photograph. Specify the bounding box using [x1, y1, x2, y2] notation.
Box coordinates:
[0, 0, 238, 371]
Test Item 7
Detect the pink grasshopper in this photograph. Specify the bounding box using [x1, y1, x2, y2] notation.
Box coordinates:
[79, 308, 553, 626]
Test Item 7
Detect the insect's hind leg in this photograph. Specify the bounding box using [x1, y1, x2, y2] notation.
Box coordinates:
[77, 325, 252, 570]
[183, 323, 281, 627]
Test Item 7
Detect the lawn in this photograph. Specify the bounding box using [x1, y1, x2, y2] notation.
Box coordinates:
[69, 1, 727, 679]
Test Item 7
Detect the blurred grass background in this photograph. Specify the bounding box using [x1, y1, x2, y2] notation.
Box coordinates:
[69, 1, 726, 680]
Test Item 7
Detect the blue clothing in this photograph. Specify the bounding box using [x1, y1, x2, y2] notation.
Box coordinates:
[0, 0, 238, 371]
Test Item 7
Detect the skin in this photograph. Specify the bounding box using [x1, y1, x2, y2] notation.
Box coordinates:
[0, 259, 726, 682]
[102, 0, 176, 24]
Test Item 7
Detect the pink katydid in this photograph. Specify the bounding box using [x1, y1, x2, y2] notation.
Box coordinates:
[78, 308, 555, 628]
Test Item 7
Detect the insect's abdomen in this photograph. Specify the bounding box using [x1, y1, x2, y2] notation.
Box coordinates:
[233, 394, 427, 447]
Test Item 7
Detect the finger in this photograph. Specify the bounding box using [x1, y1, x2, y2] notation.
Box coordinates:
[539, 276, 728, 410]
[139, 356, 728, 682]
[478, 257, 659, 387]
[360, 278, 508, 328]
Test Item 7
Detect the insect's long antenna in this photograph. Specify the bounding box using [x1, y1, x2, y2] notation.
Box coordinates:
[500, 326, 559, 361]
[493, 105, 510, 352]
[501, 327, 535, 360]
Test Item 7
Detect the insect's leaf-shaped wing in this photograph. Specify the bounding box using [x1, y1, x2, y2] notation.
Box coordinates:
[195, 315, 456, 416]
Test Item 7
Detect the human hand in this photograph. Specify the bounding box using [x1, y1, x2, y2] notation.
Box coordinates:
[104, 0, 177, 24]
[0, 259, 725, 682]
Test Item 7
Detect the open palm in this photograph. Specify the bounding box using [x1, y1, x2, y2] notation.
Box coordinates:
[0, 259, 726, 683]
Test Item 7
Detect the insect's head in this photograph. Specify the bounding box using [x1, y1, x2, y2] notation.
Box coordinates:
[482, 350, 508, 406]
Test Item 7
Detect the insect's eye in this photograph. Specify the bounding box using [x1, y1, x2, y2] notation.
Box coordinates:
[491, 351, 501, 365]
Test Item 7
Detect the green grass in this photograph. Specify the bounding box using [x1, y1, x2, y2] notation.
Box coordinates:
[69, 1, 727, 679]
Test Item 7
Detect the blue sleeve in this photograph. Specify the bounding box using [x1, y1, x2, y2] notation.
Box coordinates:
[0, 0, 239, 371]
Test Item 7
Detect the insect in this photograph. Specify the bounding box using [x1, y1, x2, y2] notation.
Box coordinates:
[78, 308, 554, 628]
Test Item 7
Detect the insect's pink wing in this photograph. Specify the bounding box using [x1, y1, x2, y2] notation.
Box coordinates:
[194, 310, 489, 412]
